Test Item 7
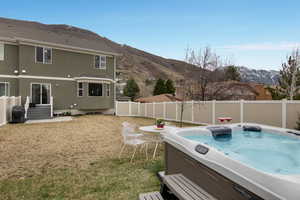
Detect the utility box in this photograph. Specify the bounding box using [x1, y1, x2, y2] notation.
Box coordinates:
[11, 106, 26, 123]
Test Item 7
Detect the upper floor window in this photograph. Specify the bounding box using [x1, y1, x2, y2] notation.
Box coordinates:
[0, 82, 9, 96]
[0, 44, 4, 61]
[88, 83, 103, 96]
[95, 55, 106, 69]
[36, 47, 52, 64]
[77, 82, 84, 97]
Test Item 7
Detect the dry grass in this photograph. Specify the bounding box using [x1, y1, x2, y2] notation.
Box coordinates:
[0, 115, 160, 179]
[0, 115, 193, 200]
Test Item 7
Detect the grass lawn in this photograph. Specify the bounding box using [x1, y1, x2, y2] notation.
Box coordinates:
[0, 115, 192, 200]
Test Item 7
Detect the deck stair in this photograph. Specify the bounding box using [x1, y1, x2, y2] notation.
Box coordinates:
[27, 106, 52, 120]
[159, 172, 217, 200]
[139, 191, 164, 200]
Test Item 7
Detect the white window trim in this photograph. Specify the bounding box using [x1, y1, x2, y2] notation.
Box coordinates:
[35, 46, 52, 64]
[0, 43, 4, 61]
[94, 55, 106, 70]
[77, 82, 84, 97]
[0, 82, 9, 96]
[30, 82, 52, 105]
[87, 82, 103, 97]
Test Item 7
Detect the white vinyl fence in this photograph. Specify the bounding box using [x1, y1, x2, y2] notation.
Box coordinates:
[0, 96, 21, 126]
[116, 100, 300, 129]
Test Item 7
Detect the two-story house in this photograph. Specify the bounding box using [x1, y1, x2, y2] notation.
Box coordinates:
[0, 17, 120, 119]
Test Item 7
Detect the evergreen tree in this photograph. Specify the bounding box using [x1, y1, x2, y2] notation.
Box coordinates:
[277, 50, 300, 100]
[153, 79, 167, 95]
[224, 66, 241, 81]
[165, 79, 176, 95]
[123, 79, 140, 100]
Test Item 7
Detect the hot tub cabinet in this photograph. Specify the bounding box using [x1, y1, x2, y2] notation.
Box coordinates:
[161, 124, 300, 200]
[164, 143, 263, 200]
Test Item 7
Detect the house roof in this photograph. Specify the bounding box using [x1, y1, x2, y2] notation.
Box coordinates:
[135, 94, 182, 103]
[250, 84, 273, 100]
[0, 17, 120, 56]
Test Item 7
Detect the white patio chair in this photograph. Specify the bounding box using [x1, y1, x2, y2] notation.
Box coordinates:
[119, 122, 148, 162]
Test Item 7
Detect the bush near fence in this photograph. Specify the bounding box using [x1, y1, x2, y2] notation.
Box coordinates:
[116, 100, 299, 129]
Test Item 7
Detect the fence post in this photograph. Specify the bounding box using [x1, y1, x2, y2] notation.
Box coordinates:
[212, 100, 216, 125]
[145, 103, 147, 117]
[129, 101, 132, 116]
[240, 99, 244, 123]
[191, 100, 194, 123]
[115, 101, 118, 116]
[18, 96, 21, 106]
[176, 101, 178, 121]
[282, 99, 287, 128]
[3, 96, 7, 124]
[11, 97, 16, 121]
[138, 102, 141, 116]
[163, 101, 166, 119]
[152, 102, 154, 118]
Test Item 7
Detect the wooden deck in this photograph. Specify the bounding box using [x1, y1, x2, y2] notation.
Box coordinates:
[161, 172, 217, 200]
[139, 191, 164, 200]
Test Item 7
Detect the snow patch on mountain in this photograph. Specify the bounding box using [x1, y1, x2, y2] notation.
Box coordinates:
[238, 66, 279, 85]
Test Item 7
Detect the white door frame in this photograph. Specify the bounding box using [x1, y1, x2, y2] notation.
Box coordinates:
[30, 82, 52, 105]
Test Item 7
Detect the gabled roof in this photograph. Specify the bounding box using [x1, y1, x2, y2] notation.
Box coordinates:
[0, 17, 120, 56]
[135, 94, 182, 103]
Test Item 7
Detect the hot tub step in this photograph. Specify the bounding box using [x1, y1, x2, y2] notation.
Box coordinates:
[162, 173, 217, 200]
[139, 191, 164, 200]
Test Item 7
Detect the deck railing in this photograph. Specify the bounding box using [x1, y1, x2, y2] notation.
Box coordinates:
[50, 96, 53, 117]
[24, 96, 30, 119]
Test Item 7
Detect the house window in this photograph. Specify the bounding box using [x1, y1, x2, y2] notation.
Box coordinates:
[95, 55, 106, 69]
[106, 84, 110, 96]
[36, 47, 52, 64]
[0, 82, 9, 96]
[88, 83, 103, 96]
[0, 44, 4, 61]
[77, 82, 84, 97]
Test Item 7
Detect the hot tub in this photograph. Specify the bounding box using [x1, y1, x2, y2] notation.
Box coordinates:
[162, 123, 300, 200]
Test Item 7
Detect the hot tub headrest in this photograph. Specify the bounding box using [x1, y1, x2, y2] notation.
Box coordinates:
[243, 125, 262, 132]
[207, 126, 232, 139]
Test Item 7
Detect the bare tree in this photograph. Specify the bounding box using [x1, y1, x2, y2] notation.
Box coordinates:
[184, 46, 222, 100]
[278, 49, 300, 100]
[176, 79, 194, 127]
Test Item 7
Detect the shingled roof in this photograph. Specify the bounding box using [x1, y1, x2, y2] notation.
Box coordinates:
[135, 94, 182, 103]
[0, 17, 119, 55]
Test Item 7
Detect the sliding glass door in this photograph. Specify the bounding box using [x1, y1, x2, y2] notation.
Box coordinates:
[31, 83, 51, 105]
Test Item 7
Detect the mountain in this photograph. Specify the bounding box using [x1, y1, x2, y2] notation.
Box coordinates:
[238, 67, 279, 85]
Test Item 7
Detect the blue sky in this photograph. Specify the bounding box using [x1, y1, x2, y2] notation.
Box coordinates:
[1, 0, 300, 70]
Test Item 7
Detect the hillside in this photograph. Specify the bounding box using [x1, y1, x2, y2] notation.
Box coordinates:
[96, 38, 200, 96]
[0, 17, 279, 97]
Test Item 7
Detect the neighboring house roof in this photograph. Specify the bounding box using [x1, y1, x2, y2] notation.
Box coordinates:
[0, 17, 120, 56]
[135, 94, 182, 103]
[250, 84, 273, 100]
[207, 81, 259, 100]
[176, 80, 272, 101]
[117, 96, 131, 101]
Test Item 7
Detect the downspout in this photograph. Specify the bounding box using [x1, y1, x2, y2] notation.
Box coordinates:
[114, 55, 117, 114]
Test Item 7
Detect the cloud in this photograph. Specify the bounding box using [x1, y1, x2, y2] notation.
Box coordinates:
[218, 42, 300, 51]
